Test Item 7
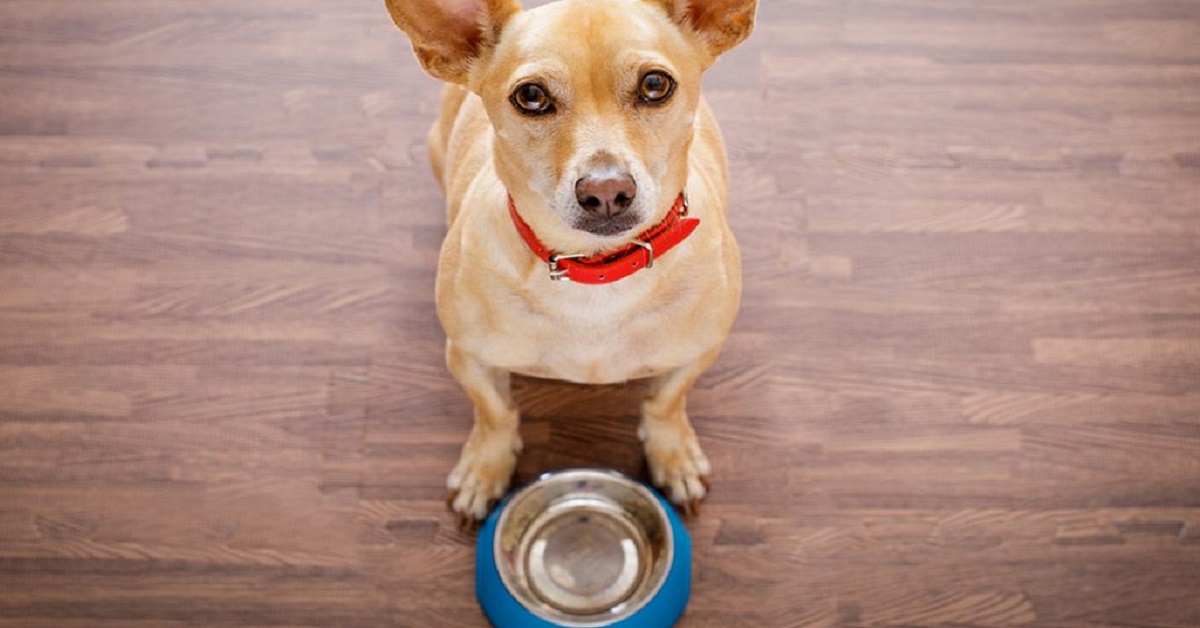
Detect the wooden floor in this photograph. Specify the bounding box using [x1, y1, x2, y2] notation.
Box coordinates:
[2, 0, 1199, 626]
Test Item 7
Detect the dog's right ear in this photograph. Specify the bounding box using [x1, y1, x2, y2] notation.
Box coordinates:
[384, 0, 521, 84]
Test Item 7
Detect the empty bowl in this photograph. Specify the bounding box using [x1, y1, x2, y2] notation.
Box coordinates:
[476, 468, 691, 627]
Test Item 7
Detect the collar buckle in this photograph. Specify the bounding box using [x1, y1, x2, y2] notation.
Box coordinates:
[547, 253, 586, 281]
[630, 240, 654, 269]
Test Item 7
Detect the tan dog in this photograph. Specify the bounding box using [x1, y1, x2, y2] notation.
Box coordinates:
[385, 0, 755, 520]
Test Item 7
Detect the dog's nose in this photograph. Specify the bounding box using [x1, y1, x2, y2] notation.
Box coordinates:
[575, 173, 637, 216]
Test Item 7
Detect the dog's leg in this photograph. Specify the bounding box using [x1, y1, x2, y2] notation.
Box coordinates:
[640, 351, 718, 515]
[445, 341, 521, 523]
[427, 84, 468, 190]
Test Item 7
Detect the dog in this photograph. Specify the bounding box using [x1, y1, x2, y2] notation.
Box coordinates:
[384, 0, 755, 521]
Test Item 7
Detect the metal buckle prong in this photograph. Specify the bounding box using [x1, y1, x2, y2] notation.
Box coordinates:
[547, 253, 586, 281]
[631, 240, 654, 269]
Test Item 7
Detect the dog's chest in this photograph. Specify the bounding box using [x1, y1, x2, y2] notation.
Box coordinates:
[466, 278, 715, 384]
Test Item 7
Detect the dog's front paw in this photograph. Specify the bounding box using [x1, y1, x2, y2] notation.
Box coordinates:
[446, 427, 522, 524]
[639, 421, 711, 516]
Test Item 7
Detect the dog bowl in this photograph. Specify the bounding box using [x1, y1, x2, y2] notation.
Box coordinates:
[476, 469, 691, 627]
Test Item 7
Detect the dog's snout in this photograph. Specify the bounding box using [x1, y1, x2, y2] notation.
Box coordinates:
[575, 173, 637, 217]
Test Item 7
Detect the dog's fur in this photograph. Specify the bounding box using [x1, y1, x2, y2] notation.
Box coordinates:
[385, 0, 755, 520]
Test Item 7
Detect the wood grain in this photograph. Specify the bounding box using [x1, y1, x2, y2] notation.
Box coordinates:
[2, 0, 1198, 625]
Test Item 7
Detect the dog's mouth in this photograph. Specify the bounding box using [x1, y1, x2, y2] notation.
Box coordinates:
[572, 213, 642, 237]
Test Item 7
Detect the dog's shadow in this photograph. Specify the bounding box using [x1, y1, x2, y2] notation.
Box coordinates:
[511, 376, 648, 486]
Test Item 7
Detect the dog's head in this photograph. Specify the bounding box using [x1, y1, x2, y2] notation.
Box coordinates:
[386, 0, 756, 251]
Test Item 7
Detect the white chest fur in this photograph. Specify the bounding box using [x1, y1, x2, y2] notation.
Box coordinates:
[456, 266, 728, 384]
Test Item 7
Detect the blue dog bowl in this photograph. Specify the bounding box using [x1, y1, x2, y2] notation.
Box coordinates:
[476, 469, 691, 627]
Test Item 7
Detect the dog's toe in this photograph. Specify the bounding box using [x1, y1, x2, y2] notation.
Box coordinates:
[445, 489, 484, 530]
[447, 474, 504, 522]
[683, 491, 705, 518]
[454, 507, 482, 532]
[664, 469, 709, 511]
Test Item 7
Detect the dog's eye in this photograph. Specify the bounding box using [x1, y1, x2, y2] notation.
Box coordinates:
[638, 71, 675, 105]
[511, 83, 555, 116]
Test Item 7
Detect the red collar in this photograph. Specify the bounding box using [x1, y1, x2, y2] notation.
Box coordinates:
[507, 193, 700, 284]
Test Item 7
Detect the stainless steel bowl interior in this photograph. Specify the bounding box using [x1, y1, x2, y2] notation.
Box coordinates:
[493, 469, 674, 627]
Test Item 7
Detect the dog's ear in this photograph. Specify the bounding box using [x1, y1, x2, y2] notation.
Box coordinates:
[385, 0, 521, 84]
[650, 0, 757, 59]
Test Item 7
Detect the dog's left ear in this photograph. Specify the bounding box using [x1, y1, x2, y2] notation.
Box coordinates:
[385, 0, 521, 84]
[649, 0, 757, 59]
